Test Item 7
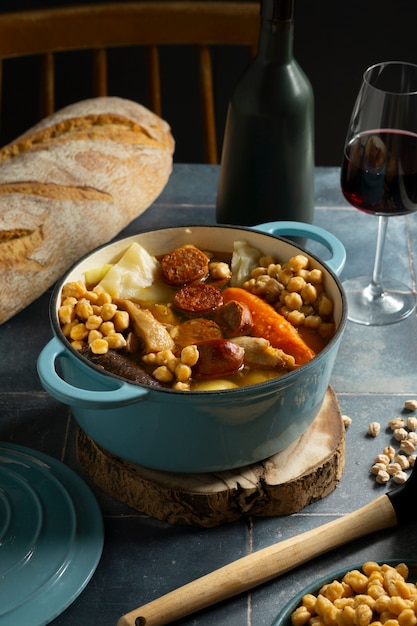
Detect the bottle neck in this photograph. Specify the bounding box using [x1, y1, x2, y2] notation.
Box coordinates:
[257, 0, 294, 63]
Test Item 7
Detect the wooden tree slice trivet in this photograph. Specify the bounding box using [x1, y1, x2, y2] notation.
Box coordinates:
[76, 386, 345, 527]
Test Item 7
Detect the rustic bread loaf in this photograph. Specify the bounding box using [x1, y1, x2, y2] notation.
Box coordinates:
[0, 96, 174, 324]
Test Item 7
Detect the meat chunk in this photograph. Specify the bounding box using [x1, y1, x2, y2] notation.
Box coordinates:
[116, 299, 174, 353]
[230, 336, 296, 371]
[210, 300, 253, 337]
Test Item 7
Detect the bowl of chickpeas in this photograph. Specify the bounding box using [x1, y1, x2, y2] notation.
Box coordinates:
[37, 221, 347, 472]
[272, 560, 417, 626]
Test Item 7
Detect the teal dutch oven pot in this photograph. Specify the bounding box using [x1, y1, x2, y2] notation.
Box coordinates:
[37, 222, 347, 473]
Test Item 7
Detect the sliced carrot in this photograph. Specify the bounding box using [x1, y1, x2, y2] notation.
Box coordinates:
[222, 287, 316, 365]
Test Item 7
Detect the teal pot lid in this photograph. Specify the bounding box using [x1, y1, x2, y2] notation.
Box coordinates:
[0, 442, 104, 625]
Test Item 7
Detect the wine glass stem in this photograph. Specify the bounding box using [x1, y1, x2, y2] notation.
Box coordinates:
[368, 215, 388, 299]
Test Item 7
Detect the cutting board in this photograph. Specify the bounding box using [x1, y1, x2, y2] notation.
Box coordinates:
[76, 386, 345, 527]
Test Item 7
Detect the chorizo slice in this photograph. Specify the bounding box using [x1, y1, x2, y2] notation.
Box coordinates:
[174, 318, 222, 348]
[210, 300, 253, 338]
[173, 283, 223, 315]
[192, 338, 244, 379]
[161, 246, 209, 286]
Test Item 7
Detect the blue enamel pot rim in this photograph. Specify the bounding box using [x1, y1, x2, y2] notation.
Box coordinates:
[47, 222, 348, 397]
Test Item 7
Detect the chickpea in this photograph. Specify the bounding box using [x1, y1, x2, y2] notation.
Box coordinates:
[288, 254, 309, 272]
[62, 280, 86, 299]
[308, 269, 323, 284]
[278, 268, 293, 285]
[85, 314, 103, 330]
[105, 333, 127, 350]
[100, 321, 115, 335]
[285, 291, 303, 310]
[100, 302, 118, 321]
[301, 283, 318, 304]
[287, 310, 306, 326]
[319, 295, 333, 316]
[70, 322, 88, 341]
[90, 338, 109, 354]
[88, 329, 103, 344]
[93, 288, 112, 305]
[153, 365, 174, 383]
[174, 363, 192, 382]
[209, 261, 231, 280]
[181, 345, 199, 367]
[305, 315, 321, 329]
[292, 563, 417, 626]
[58, 304, 76, 325]
[75, 298, 94, 320]
[287, 276, 306, 293]
[61, 320, 77, 337]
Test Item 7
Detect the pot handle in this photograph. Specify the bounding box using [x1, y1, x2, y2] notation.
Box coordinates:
[37, 337, 149, 409]
[254, 221, 346, 276]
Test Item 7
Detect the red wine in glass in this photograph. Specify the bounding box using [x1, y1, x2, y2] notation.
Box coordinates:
[341, 130, 417, 216]
[341, 61, 417, 325]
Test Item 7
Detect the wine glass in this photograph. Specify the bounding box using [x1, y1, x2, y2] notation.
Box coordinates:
[341, 61, 417, 325]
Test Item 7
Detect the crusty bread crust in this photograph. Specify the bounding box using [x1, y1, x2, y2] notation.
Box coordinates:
[0, 97, 174, 324]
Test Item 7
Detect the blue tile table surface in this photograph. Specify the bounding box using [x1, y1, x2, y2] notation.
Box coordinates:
[1, 165, 417, 625]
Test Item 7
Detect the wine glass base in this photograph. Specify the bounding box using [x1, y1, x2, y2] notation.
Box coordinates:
[342, 276, 416, 326]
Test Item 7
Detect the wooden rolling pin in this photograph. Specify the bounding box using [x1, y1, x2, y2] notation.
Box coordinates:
[117, 467, 414, 626]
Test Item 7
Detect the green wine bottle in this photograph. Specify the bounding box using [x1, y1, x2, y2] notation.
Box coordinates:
[216, 0, 314, 226]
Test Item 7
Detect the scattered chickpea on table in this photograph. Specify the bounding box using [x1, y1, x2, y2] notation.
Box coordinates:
[365, 401, 417, 485]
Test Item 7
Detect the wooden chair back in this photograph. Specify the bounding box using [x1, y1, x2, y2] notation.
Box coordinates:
[0, 2, 259, 163]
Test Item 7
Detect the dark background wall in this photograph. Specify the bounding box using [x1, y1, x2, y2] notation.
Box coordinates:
[0, 0, 416, 165]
